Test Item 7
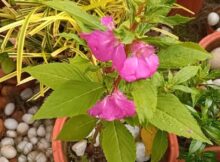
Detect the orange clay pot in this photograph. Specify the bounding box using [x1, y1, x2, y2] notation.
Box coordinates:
[170, 0, 204, 17]
[52, 118, 180, 162]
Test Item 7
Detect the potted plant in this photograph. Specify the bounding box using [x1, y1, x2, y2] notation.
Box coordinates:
[21, 1, 216, 162]
[0, 0, 218, 162]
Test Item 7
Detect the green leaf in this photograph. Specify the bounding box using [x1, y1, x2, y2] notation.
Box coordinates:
[151, 131, 168, 162]
[150, 94, 211, 143]
[162, 15, 192, 26]
[2, 58, 16, 74]
[172, 66, 199, 85]
[172, 85, 194, 94]
[43, 0, 104, 30]
[57, 115, 96, 141]
[158, 42, 210, 68]
[25, 63, 88, 90]
[101, 121, 136, 162]
[132, 80, 157, 124]
[34, 81, 104, 119]
[0, 52, 9, 63]
[141, 36, 180, 48]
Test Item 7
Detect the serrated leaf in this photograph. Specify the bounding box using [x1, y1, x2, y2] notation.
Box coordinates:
[158, 42, 210, 68]
[25, 63, 88, 90]
[150, 94, 211, 143]
[43, 0, 104, 30]
[101, 121, 136, 162]
[57, 115, 96, 141]
[132, 80, 157, 124]
[34, 81, 104, 119]
[151, 131, 168, 162]
[172, 66, 199, 85]
[162, 14, 191, 26]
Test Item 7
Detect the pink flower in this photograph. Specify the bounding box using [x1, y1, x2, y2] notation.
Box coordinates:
[88, 90, 136, 121]
[119, 42, 159, 82]
[101, 16, 115, 30]
[80, 16, 126, 70]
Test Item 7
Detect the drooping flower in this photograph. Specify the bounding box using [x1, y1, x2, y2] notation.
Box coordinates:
[88, 90, 136, 121]
[119, 42, 159, 82]
[80, 16, 126, 70]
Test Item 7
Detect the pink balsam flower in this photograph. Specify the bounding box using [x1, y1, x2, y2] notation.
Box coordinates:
[80, 16, 126, 70]
[101, 16, 115, 30]
[88, 90, 136, 121]
[119, 42, 159, 82]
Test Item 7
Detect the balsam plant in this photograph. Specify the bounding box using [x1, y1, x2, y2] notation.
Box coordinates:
[1, 0, 219, 162]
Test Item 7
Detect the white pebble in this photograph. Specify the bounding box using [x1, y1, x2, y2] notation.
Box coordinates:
[18, 154, 27, 162]
[0, 145, 17, 159]
[37, 125, 46, 137]
[14, 136, 23, 144]
[0, 157, 9, 162]
[22, 114, 34, 124]
[213, 79, 220, 86]
[30, 137, 38, 145]
[28, 127, 37, 138]
[208, 12, 220, 26]
[136, 142, 150, 162]
[45, 133, 51, 141]
[72, 140, 87, 156]
[45, 149, 52, 157]
[46, 125, 53, 133]
[28, 106, 38, 114]
[23, 142, 33, 155]
[20, 88, 33, 100]
[4, 118, 18, 130]
[94, 133, 100, 147]
[210, 47, 220, 69]
[36, 152, 47, 162]
[4, 103, 15, 116]
[17, 141, 28, 152]
[1, 137, 14, 146]
[17, 122, 29, 135]
[6, 130, 17, 138]
[125, 124, 140, 138]
[27, 151, 38, 161]
[37, 138, 50, 150]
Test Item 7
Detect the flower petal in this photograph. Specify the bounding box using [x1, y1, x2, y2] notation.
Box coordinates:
[112, 44, 126, 71]
[88, 90, 136, 121]
[101, 16, 115, 30]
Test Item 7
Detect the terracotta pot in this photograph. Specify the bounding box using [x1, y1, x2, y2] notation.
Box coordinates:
[199, 31, 220, 51]
[52, 118, 180, 162]
[170, 0, 204, 17]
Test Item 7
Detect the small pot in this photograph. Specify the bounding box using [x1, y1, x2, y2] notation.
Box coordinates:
[52, 118, 180, 162]
[170, 0, 204, 17]
[199, 31, 220, 50]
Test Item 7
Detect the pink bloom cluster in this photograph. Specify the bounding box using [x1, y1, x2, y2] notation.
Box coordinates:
[81, 16, 159, 120]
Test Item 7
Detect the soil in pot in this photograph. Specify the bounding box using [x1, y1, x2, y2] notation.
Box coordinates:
[0, 77, 54, 162]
